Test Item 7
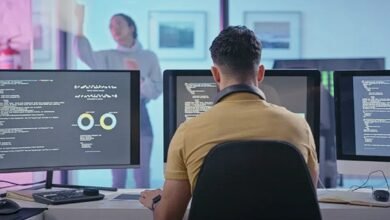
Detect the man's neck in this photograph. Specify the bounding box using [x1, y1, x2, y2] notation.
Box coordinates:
[219, 80, 258, 91]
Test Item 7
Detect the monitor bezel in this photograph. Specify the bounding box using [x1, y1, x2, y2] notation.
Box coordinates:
[334, 70, 390, 162]
[273, 58, 385, 70]
[0, 69, 140, 173]
[163, 69, 321, 162]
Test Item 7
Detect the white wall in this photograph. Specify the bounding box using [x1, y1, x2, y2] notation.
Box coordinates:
[229, 0, 390, 68]
[32, 0, 59, 69]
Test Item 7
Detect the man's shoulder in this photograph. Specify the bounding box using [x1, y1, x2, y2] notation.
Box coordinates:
[180, 100, 307, 129]
[179, 106, 219, 128]
[271, 103, 307, 123]
[263, 101, 302, 116]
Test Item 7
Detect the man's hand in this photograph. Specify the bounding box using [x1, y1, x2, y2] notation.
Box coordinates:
[139, 189, 162, 210]
[140, 180, 191, 220]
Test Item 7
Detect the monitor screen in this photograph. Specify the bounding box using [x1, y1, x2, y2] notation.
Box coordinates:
[334, 70, 390, 176]
[273, 58, 386, 155]
[335, 70, 390, 161]
[163, 69, 321, 162]
[273, 58, 386, 185]
[0, 70, 140, 173]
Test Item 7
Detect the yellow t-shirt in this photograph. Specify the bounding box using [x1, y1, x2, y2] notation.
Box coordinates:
[165, 92, 318, 193]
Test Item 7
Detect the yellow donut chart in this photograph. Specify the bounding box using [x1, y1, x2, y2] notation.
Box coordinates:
[100, 113, 117, 130]
[77, 113, 94, 131]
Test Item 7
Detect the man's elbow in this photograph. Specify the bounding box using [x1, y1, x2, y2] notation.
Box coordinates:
[311, 168, 319, 188]
[153, 210, 183, 220]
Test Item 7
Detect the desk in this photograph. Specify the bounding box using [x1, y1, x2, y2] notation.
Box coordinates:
[320, 203, 390, 220]
[13, 189, 390, 220]
[7, 200, 46, 220]
[44, 192, 153, 220]
[28, 215, 43, 220]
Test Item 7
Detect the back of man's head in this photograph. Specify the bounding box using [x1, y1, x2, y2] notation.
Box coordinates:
[209, 26, 262, 80]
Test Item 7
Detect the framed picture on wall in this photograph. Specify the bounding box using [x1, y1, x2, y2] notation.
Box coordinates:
[32, 11, 52, 61]
[149, 11, 207, 60]
[244, 11, 301, 59]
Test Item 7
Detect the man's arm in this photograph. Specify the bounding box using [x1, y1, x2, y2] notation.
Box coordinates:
[310, 166, 319, 187]
[140, 123, 190, 219]
[140, 179, 191, 220]
[305, 122, 319, 187]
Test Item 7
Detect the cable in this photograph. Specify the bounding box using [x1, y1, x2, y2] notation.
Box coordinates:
[350, 170, 390, 192]
[0, 185, 18, 190]
[0, 179, 46, 190]
[349, 185, 374, 192]
[318, 177, 328, 190]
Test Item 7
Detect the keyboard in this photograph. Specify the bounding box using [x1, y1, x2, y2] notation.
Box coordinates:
[32, 189, 104, 205]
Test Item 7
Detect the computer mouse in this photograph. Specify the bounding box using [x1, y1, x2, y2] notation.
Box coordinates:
[83, 188, 100, 196]
[0, 198, 21, 215]
[372, 190, 390, 202]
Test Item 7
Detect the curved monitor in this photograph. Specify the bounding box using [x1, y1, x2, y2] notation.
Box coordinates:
[335, 70, 390, 176]
[163, 69, 321, 162]
[0, 70, 140, 173]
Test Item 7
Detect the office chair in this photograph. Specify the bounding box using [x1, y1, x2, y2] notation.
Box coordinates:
[188, 140, 322, 220]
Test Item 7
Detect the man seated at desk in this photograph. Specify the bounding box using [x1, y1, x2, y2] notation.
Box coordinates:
[140, 26, 319, 220]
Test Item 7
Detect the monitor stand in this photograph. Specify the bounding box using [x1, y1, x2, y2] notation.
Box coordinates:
[29, 171, 117, 192]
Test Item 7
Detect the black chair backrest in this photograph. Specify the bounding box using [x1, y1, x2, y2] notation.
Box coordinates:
[188, 140, 321, 220]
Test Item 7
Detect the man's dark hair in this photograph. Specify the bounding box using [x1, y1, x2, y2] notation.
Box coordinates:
[113, 13, 138, 39]
[210, 26, 262, 78]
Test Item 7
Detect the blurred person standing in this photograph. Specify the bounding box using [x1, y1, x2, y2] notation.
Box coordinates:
[74, 4, 162, 188]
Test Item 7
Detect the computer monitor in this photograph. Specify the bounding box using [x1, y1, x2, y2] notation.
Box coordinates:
[273, 58, 385, 70]
[273, 58, 386, 186]
[335, 70, 390, 176]
[0, 70, 140, 173]
[273, 58, 385, 95]
[163, 69, 321, 162]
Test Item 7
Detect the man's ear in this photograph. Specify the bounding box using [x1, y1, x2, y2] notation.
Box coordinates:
[257, 65, 265, 83]
[211, 66, 221, 83]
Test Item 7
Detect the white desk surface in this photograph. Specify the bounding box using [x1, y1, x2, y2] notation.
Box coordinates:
[12, 189, 390, 220]
[27, 213, 44, 220]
